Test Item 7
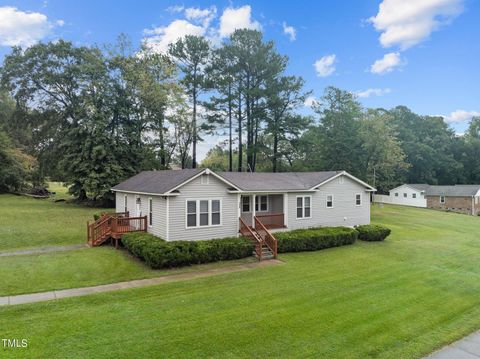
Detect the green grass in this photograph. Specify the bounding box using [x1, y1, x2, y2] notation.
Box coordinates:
[1, 204, 480, 358]
[0, 248, 255, 296]
[47, 182, 74, 201]
[0, 193, 109, 251]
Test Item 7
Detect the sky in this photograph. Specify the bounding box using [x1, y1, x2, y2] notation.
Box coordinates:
[0, 0, 479, 159]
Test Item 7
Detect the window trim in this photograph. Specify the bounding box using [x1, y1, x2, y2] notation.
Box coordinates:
[242, 196, 251, 213]
[148, 197, 153, 227]
[355, 193, 362, 206]
[124, 195, 128, 213]
[412, 193, 417, 199]
[296, 195, 312, 219]
[403, 192, 407, 198]
[185, 198, 222, 229]
[255, 195, 268, 212]
[440, 195, 446, 204]
[326, 194, 334, 209]
[394, 193, 399, 197]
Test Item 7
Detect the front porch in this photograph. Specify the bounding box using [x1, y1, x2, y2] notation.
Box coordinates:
[240, 194, 287, 230]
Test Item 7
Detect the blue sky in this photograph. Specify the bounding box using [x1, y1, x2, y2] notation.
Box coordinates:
[0, 0, 479, 158]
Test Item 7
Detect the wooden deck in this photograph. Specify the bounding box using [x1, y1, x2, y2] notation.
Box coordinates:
[87, 212, 147, 248]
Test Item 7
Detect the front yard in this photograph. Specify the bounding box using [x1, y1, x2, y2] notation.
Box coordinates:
[1, 202, 480, 358]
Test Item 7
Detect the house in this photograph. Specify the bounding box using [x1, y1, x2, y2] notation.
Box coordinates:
[110, 168, 375, 242]
[425, 185, 480, 215]
[374, 183, 480, 215]
[374, 184, 429, 208]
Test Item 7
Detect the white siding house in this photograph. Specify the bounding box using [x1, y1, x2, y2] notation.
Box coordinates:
[112, 168, 375, 241]
[374, 184, 428, 208]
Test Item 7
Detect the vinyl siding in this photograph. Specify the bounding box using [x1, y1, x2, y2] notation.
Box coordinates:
[385, 185, 427, 207]
[284, 175, 370, 230]
[114, 191, 167, 239]
[168, 174, 238, 241]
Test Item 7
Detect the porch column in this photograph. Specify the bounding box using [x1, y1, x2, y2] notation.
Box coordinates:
[284, 193, 289, 228]
[252, 194, 256, 228]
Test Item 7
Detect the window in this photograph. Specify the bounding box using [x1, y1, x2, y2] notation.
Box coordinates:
[440, 196, 446, 204]
[149, 198, 153, 226]
[187, 201, 197, 227]
[212, 200, 220, 225]
[124, 195, 128, 213]
[242, 196, 251, 212]
[355, 193, 362, 206]
[412, 193, 417, 199]
[199, 200, 209, 226]
[296, 196, 311, 219]
[201, 174, 209, 185]
[255, 195, 268, 212]
[403, 193, 407, 198]
[395, 193, 399, 197]
[186, 199, 221, 228]
[326, 194, 334, 208]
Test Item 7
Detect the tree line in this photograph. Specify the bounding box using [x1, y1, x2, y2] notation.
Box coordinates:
[0, 30, 479, 202]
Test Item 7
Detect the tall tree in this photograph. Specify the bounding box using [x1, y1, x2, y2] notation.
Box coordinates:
[169, 35, 211, 168]
[264, 75, 310, 172]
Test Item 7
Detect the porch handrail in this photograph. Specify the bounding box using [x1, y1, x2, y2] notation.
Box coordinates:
[239, 217, 263, 260]
[254, 216, 278, 259]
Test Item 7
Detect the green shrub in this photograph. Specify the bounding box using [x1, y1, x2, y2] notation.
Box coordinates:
[356, 224, 391, 241]
[122, 232, 254, 269]
[122, 232, 165, 261]
[275, 227, 358, 253]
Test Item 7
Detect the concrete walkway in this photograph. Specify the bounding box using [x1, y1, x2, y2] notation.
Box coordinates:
[0, 244, 87, 257]
[0, 259, 281, 306]
[427, 331, 480, 358]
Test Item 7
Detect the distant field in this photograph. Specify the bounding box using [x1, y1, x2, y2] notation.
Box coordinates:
[1, 204, 480, 358]
[0, 184, 111, 251]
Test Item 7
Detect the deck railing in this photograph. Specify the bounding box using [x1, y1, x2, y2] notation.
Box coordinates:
[254, 213, 285, 229]
[254, 216, 278, 259]
[87, 215, 112, 245]
[87, 212, 146, 247]
[239, 217, 263, 260]
[111, 216, 147, 235]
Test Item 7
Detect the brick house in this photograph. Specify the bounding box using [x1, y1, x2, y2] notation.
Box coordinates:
[425, 185, 480, 215]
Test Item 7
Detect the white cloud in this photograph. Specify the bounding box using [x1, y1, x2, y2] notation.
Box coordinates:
[369, 0, 463, 50]
[370, 52, 403, 74]
[144, 5, 262, 53]
[314, 54, 336, 77]
[443, 110, 480, 123]
[282, 22, 296, 41]
[304, 96, 317, 107]
[185, 6, 217, 28]
[143, 19, 206, 53]
[166, 5, 184, 13]
[356, 88, 392, 98]
[219, 5, 261, 38]
[0, 6, 63, 47]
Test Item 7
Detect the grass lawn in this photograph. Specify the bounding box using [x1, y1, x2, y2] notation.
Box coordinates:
[1, 204, 480, 358]
[0, 247, 255, 296]
[0, 192, 109, 251]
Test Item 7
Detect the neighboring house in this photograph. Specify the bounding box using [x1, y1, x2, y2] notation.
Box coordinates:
[111, 168, 375, 241]
[374, 184, 429, 208]
[374, 183, 480, 215]
[425, 185, 480, 215]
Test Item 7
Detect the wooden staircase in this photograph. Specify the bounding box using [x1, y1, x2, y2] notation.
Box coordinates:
[239, 217, 278, 261]
[87, 212, 147, 248]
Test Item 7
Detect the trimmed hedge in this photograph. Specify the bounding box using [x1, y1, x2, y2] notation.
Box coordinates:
[356, 224, 391, 241]
[122, 232, 254, 269]
[275, 227, 358, 253]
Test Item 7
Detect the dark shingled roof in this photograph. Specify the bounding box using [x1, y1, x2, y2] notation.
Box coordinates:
[112, 169, 204, 194]
[407, 184, 430, 192]
[426, 185, 480, 197]
[218, 171, 341, 191]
